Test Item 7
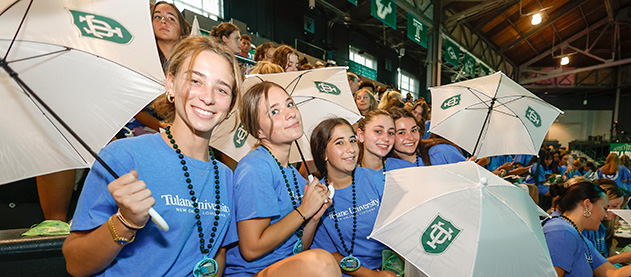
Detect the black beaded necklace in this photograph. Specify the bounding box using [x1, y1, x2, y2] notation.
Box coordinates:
[560, 215, 593, 269]
[260, 145, 305, 241]
[326, 171, 357, 258]
[165, 126, 222, 255]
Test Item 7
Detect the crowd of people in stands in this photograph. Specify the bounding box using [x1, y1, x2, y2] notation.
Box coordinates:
[21, 1, 631, 276]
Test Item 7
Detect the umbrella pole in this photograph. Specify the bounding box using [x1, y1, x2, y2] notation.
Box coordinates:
[294, 141, 311, 176]
[472, 98, 495, 157]
[1, 59, 120, 179]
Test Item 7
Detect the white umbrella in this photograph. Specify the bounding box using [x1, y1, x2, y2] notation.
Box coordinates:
[368, 161, 556, 277]
[0, 0, 164, 184]
[1, 0, 168, 230]
[429, 72, 563, 158]
[210, 67, 361, 164]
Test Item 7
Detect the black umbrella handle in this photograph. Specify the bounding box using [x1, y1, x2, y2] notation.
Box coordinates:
[294, 140, 311, 176]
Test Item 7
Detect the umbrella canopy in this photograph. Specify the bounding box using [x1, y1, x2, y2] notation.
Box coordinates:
[0, 0, 165, 184]
[210, 67, 361, 163]
[429, 72, 562, 158]
[368, 161, 556, 277]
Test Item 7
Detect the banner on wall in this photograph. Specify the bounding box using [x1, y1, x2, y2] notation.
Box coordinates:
[463, 52, 476, 75]
[444, 38, 459, 67]
[407, 12, 427, 48]
[348, 0, 357, 5]
[349, 61, 378, 80]
[610, 143, 631, 157]
[371, 0, 397, 30]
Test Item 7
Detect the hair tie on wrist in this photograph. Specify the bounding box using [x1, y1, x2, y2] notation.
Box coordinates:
[294, 207, 307, 222]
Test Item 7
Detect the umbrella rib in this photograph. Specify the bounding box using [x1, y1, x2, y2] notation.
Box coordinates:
[6, 48, 70, 64]
[0, 0, 20, 16]
[468, 87, 492, 108]
[286, 72, 309, 96]
[1, 39, 166, 86]
[14, 79, 88, 164]
[492, 97, 539, 145]
[3, 0, 33, 60]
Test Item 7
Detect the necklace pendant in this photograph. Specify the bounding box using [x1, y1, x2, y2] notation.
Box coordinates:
[293, 239, 304, 254]
[340, 255, 361, 271]
[193, 256, 218, 277]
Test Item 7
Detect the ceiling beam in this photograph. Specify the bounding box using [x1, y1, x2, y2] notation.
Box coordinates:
[519, 17, 608, 71]
[471, 0, 519, 33]
[604, 0, 620, 22]
[498, 0, 590, 55]
[445, 0, 509, 25]
[520, 57, 631, 84]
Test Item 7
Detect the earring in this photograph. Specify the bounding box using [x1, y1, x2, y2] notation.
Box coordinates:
[165, 91, 175, 103]
[583, 209, 592, 218]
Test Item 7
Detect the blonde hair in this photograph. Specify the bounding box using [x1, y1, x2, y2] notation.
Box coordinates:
[602, 153, 620, 175]
[355, 88, 378, 113]
[152, 36, 242, 122]
[249, 61, 284, 75]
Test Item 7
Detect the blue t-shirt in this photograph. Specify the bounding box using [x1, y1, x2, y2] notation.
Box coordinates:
[564, 167, 583, 179]
[312, 167, 386, 276]
[427, 144, 465, 165]
[513, 154, 533, 166]
[582, 224, 608, 257]
[224, 146, 308, 276]
[486, 155, 513, 172]
[598, 166, 631, 190]
[423, 120, 431, 139]
[526, 163, 552, 195]
[542, 217, 607, 276]
[71, 133, 234, 276]
[383, 157, 414, 172]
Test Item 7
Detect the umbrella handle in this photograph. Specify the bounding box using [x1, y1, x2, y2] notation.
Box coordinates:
[149, 208, 169, 231]
[309, 175, 336, 201]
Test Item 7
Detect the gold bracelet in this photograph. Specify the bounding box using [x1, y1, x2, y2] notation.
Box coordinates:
[116, 209, 145, 230]
[107, 215, 135, 246]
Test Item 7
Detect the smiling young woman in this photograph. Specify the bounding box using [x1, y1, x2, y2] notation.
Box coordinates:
[224, 81, 339, 276]
[63, 36, 240, 277]
[310, 118, 399, 277]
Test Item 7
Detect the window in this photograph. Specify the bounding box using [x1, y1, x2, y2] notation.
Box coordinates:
[398, 69, 420, 99]
[172, 0, 223, 21]
[349, 47, 377, 70]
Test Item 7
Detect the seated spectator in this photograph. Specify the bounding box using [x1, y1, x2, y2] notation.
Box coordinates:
[598, 153, 631, 190]
[543, 178, 631, 276]
[253, 42, 276, 62]
[249, 61, 284, 74]
[347, 72, 360, 95]
[238, 34, 254, 59]
[563, 159, 583, 180]
[210, 22, 241, 55]
[354, 88, 378, 117]
[583, 180, 631, 264]
[358, 80, 375, 93]
[271, 45, 299, 72]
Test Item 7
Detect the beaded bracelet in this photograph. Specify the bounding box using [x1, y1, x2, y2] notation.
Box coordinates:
[116, 209, 145, 230]
[294, 207, 307, 222]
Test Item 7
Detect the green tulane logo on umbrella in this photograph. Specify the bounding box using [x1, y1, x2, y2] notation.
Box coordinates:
[525, 106, 542, 127]
[440, 94, 461, 109]
[420, 214, 461, 254]
[314, 81, 341, 95]
[70, 10, 133, 44]
[233, 123, 249, 148]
